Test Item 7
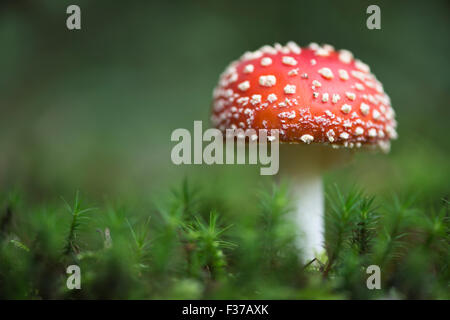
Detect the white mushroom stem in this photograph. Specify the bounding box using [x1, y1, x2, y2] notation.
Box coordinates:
[279, 144, 352, 263]
[290, 168, 324, 262]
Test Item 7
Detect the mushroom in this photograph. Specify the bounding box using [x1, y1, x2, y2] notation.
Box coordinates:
[211, 42, 397, 262]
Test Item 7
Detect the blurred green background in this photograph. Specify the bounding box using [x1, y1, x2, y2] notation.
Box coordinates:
[0, 0, 448, 204]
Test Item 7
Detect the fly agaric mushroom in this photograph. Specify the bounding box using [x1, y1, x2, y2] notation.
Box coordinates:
[211, 42, 397, 262]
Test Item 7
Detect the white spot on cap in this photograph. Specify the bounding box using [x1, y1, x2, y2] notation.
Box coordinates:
[365, 81, 375, 88]
[259, 75, 276, 87]
[343, 119, 352, 128]
[260, 57, 272, 66]
[386, 126, 398, 139]
[228, 73, 238, 83]
[312, 80, 322, 87]
[288, 68, 299, 76]
[318, 67, 334, 79]
[346, 92, 356, 100]
[323, 44, 334, 51]
[322, 93, 329, 102]
[340, 132, 349, 140]
[250, 94, 262, 105]
[243, 64, 254, 74]
[332, 94, 340, 104]
[238, 81, 250, 91]
[341, 104, 352, 114]
[277, 43, 289, 54]
[355, 127, 364, 135]
[375, 83, 384, 93]
[360, 103, 370, 115]
[241, 50, 263, 61]
[338, 69, 349, 80]
[355, 83, 365, 91]
[237, 97, 249, 105]
[373, 109, 381, 120]
[315, 48, 330, 56]
[300, 134, 314, 144]
[260, 45, 277, 55]
[351, 70, 365, 81]
[368, 128, 377, 137]
[284, 84, 296, 94]
[326, 129, 335, 142]
[339, 50, 353, 64]
[282, 56, 298, 66]
[385, 109, 394, 120]
[309, 42, 320, 50]
[278, 111, 296, 119]
[267, 93, 278, 103]
[286, 41, 301, 54]
[355, 59, 370, 73]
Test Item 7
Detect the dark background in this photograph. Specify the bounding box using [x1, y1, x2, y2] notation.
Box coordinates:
[0, 0, 448, 204]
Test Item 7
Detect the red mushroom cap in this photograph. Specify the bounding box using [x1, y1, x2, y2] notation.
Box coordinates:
[211, 42, 397, 152]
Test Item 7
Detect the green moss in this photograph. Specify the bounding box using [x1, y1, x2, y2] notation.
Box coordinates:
[0, 181, 447, 299]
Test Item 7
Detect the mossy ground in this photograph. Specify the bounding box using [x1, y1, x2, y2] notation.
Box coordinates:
[0, 180, 447, 299]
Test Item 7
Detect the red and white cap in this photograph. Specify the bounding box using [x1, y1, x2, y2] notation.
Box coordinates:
[211, 42, 397, 152]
